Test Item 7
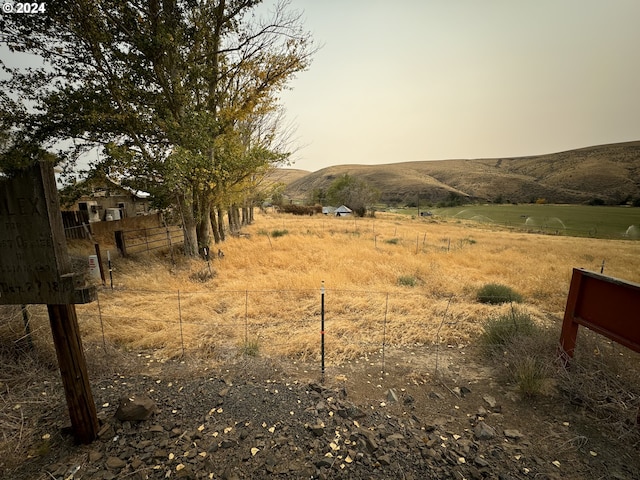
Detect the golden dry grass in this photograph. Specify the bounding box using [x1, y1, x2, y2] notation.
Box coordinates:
[13, 211, 640, 364]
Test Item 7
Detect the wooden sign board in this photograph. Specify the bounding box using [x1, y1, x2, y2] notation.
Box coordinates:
[0, 162, 94, 304]
[0, 161, 99, 443]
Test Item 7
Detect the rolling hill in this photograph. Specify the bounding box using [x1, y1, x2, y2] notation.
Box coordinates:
[279, 141, 640, 205]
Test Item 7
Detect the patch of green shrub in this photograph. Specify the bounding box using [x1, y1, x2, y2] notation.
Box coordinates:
[398, 275, 417, 287]
[510, 354, 548, 398]
[271, 229, 289, 238]
[480, 309, 552, 397]
[385, 238, 400, 245]
[477, 283, 523, 304]
[480, 309, 537, 351]
[242, 338, 260, 357]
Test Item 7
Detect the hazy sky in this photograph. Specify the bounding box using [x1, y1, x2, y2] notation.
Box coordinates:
[271, 0, 640, 172]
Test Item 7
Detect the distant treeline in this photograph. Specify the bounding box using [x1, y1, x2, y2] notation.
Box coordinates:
[278, 204, 323, 215]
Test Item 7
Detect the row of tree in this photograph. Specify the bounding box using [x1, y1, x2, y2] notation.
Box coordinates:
[0, 0, 316, 255]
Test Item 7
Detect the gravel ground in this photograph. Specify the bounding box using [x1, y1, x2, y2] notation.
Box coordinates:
[2, 347, 639, 480]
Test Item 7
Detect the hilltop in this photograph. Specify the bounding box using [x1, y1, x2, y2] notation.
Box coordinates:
[278, 141, 640, 205]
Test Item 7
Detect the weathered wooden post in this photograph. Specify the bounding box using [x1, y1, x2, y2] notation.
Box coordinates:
[0, 162, 99, 444]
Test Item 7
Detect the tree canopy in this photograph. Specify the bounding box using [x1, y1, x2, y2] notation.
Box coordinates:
[0, 0, 315, 254]
[326, 174, 379, 217]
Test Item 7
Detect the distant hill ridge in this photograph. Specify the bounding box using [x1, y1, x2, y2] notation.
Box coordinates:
[281, 141, 640, 205]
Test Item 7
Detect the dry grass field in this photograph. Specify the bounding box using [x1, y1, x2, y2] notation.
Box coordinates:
[2, 210, 640, 479]
[7, 210, 633, 364]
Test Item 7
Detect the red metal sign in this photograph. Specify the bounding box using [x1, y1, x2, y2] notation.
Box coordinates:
[559, 268, 640, 365]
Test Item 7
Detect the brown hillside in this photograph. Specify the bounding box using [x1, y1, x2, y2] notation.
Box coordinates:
[263, 168, 310, 186]
[284, 141, 640, 204]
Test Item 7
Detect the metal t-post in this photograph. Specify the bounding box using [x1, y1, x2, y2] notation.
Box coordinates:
[321, 281, 325, 381]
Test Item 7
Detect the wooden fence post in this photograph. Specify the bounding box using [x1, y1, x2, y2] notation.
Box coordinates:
[48, 304, 99, 443]
[114, 230, 127, 257]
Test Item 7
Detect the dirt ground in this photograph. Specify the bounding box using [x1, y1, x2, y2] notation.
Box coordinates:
[1, 341, 639, 480]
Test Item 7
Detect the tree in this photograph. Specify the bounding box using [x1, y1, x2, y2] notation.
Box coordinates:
[306, 187, 327, 206]
[326, 174, 379, 217]
[0, 0, 315, 255]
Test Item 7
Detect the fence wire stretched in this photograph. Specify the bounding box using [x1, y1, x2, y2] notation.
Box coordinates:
[0, 287, 542, 374]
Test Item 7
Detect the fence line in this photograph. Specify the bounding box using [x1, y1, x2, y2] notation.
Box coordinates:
[115, 225, 184, 256]
[2, 288, 553, 378]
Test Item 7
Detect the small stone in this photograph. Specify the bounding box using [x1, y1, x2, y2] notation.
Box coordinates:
[315, 457, 333, 468]
[153, 449, 167, 458]
[474, 421, 497, 440]
[386, 389, 399, 403]
[482, 394, 497, 409]
[307, 424, 325, 437]
[88, 450, 103, 462]
[377, 454, 392, 466]
[504, 429, 524, 440]
[105, 457, 126, 470]
[115, 395, 157, 422]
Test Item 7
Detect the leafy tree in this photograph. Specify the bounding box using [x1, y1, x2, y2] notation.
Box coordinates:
[0, 0, 315, 255]
[326, 174, 379, 217]
[306, 187, 327, 206]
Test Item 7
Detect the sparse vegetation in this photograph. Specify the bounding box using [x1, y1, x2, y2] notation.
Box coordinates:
[397, 275, 418, 287]
[481, 309, 553, 397]
[480, 309, 537, 351]
[384, 238, 399, 245]
[242, 338, 261, 357]
[477, 283, 523, 305]
[270, 229, 289, 238]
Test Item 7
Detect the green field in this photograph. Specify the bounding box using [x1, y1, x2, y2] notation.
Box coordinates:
[404, 204, 640, 240]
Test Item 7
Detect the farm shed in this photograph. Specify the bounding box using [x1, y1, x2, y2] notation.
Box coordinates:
[322, 206, 336, 215]
[335, 205, 353, 217]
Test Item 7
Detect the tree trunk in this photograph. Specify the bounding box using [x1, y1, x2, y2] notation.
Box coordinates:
[177, 192, 198, 256]
[241, 206, 248, 225]
[233, 205, 241, 231]
[210, 206, 221, 244]
[228, 204, 240, 233]
[217, 207, 226, 241]
[196, 200, 211, 253]
[249, 205, 254, 223]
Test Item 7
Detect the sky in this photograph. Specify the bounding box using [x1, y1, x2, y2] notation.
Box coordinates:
[268, 0, 640, 172]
